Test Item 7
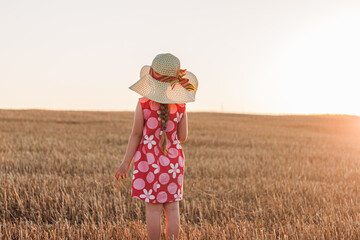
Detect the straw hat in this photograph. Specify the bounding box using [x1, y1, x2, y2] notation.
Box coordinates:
[129, 53, 198, 104]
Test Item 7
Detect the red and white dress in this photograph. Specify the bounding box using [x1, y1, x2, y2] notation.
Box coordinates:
[131, 97, 186, 203]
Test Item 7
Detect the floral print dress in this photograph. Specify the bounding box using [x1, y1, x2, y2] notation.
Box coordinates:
[131, 97, 185, 203]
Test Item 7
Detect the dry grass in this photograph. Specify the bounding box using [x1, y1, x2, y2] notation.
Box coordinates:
[1, 109, 360, 239]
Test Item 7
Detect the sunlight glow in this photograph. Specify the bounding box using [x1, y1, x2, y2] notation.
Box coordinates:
[273, 12, 360, 116]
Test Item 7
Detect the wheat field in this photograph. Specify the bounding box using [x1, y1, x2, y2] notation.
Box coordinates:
[1, 109, 360, 239]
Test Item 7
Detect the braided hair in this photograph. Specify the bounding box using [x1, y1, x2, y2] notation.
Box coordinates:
[159, 103, 169, 155]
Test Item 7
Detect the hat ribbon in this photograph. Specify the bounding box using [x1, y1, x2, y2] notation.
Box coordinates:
[149, 67, 197, 91]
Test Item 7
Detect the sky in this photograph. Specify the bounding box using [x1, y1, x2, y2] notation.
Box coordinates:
[1, 0, 360, 115]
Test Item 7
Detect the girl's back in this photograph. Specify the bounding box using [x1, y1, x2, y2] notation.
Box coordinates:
[131, 97, 186, 203]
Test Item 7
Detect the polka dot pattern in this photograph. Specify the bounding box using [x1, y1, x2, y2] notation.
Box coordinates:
[157, 191, 168, 203]
[169, 104, 177, 114]
[155, 128, 161, 139]
[150, 101, 160, 111]
[159, 156, 170, 166]
[134, 151, 141, 162]
[133, 179, 145, 190]
[143, 109, 151, 120]
[167, 182, 177, 194]
[166, 120, 175, 132]
[154, 146, 159, 156]
[139, 97, 148, 103]
[153, 181, 158, 192]
[168, 148, 179, 158]
[131, 97, 186, 203]
[178, 156, 184, 167]
[146, 172, 155, 183]
[159, 173, 170, 185]
[147, 117, 158, 129]
[142, 145, 146, 154]
[177, 174, 183, 186]
[146, 153, 155, 164]
[138, 161, 149, 172]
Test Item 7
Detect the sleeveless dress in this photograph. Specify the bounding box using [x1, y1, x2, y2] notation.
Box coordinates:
[131, 97, 186, 203]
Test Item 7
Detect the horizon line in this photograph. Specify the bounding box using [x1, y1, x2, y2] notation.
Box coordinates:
[0, 107, 359, 118]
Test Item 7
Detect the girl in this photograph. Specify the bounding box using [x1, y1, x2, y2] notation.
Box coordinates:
[115, 53, 198, 240]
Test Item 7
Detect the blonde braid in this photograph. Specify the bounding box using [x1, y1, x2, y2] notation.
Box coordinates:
[159, 103, 169, 155]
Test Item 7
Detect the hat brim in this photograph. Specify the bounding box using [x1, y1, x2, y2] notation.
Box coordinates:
[129, 65, 198, 104]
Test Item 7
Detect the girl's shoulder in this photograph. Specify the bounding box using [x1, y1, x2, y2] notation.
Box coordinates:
[168, 103, 186, 116]
[139, 97, 186, 110]
[139, 97, 150, 103]
[139, 97, 161, 111]
[176, 103, 186, 109]
[138, 97, 151, 110]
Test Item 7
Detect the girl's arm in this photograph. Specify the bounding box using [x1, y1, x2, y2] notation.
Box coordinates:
[115, 100, 144, 180]
[177, 110, 188, 142]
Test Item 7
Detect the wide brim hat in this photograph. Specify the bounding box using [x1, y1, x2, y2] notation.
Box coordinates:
[129, 53, 198, 104]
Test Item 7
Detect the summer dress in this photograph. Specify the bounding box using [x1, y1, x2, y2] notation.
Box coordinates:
[131, 97, 185, 203]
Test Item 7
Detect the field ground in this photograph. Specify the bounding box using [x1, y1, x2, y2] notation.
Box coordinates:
[1, 109, 360, 239]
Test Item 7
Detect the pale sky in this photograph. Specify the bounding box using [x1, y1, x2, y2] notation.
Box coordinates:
[1, 0, 360, 115]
